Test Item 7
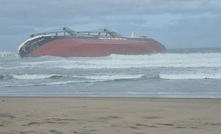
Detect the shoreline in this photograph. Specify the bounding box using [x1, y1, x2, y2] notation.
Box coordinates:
[1, 97, 221, 134]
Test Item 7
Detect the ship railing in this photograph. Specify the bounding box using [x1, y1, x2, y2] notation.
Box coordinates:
[30, 31, 67, 37]
[29, 27, 125, 38]
[30, 31, 104, 38]
[76, 30, 125, 38]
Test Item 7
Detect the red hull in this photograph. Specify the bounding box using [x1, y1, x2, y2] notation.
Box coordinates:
[18, 27, 166, 57]
[26, 38, 165, 57]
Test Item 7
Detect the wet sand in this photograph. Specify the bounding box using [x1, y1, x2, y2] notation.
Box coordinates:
[0, 97, 221, 134]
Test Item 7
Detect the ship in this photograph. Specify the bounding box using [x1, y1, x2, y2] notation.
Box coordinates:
[17, 27, 166, 58]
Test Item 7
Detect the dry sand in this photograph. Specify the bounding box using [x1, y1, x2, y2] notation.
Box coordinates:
[0, 97, 221, 134]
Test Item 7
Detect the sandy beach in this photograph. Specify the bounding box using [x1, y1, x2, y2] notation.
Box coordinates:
[0, 97, 221, 134]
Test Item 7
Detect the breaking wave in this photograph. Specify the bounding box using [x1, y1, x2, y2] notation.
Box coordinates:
[0, 74, 14, 80]
[0, 73, 150, 87]
[84, 74, 145, 81]
[34, 74, 148, 86]
[160, 73, 221, 80]
[0, 51, 18, 58]
[2, 72, 220, 82]
[1, 50, 221, 89]
[0, 74, 63, 80]
[18, 53, 221, 69]
[0, 73, 146, 81]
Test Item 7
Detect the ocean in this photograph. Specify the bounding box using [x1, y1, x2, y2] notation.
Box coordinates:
[0, 48, 221, 98]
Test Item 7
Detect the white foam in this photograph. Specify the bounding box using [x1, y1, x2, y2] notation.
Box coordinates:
[0, 51, 18, 58]
[160, 73, 221, 80]
[41, 81, 78, 86]
[85, 74, 144, 81]
[5, 52, 220, 71]
[38, 74, 144, 86]
[12, 74, 57, 80]
[46, 53, 221, 69]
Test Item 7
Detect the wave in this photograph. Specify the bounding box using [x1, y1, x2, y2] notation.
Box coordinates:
[14, 74, 64, 80]
[107, 53, 221, 68]
[20, 53, 220, 69]
[0, 73, 148, 87]
[4, 52, 219, 70]
[0, 74, 14, 80]
[0, 74, 63, 80]
[160, 73, 221, 80]
[0, 73, 146, 81]
[84, 74, 145, 81]
[38, 81, 79, 86]
[1, 70, 221, 82]
[38, 74, 147, 86]
[0, 52, 18, 58]
[1, 72, 221, 88]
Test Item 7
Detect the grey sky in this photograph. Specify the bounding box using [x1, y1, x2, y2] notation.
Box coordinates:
[1, 0, 221, 51]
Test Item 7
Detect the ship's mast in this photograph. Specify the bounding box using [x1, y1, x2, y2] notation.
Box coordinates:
[103, 29, 124, 38]
[63, 27, 78, 36]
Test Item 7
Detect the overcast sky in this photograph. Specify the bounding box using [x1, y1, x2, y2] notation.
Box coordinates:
[1, 0, 221, 51]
